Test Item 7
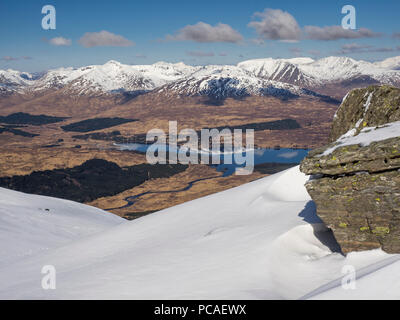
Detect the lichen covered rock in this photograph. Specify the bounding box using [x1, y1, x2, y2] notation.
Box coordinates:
[301, 136, 400, 176]
[330, 85, 400, 141]
[300, 85, 400, 254]
[305, 170, 400, 254]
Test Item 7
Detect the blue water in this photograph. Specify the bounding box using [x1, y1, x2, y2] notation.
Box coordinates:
[117, 143, 309, 176]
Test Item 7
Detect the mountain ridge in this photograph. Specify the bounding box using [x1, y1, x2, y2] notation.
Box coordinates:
[2, 56, 400, 100]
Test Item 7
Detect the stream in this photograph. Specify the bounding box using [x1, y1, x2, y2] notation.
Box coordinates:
[107, 143, 309, 211]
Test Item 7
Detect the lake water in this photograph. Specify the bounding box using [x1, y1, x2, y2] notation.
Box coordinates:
[116, 143, 309, 176]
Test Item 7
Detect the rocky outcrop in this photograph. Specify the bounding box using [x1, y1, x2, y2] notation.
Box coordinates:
[300, 85, 400, 254]
[330, 85, 400, 141]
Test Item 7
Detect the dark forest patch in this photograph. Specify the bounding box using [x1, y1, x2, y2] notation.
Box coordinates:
[61, 118, 138, 133]
[72, 131, 150, 145]
[72, 130, 123, 141]
[72, 119, 301, 146]
[0, 159, 187, 203]
[0, 112, 67, 125]
[0, 126, 39, 137]
[41, 144, 61, 148]
[204, 119, 301, 132]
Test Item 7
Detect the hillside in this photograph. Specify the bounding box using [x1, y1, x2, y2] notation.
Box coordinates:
[0, 187, 124, 265]
[1, 167, 399, 299]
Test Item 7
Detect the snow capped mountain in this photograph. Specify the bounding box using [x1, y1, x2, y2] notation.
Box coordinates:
[29, 60, 200, 95]
[131, 61, 200, 87]
[1, 167, 399, 299]
[301, 56, 363, 81]
[0, 69, 36, 94]
[300, 56, 400, 85]
[1, 56, 400, 97]
[374, 56, 400, 70]
[62, 61, 154, 95]
[155, 64, 314, 99]
[239, 56, 400, 88]
[238, 58, 317, 87]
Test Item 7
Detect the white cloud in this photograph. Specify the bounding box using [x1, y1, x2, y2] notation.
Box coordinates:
[1, 56, 18, 61]
[305, 26, 380, 41]
[337, 43, 398, 54]
[337, 43, 372, 54]
[342, 43, 372, 50]
[372, 47, 398, 52]
[392, 32, 400, 39]
[247, 8, 381, 43]
[186, 50, 215, 57]
[49, 37, 72, 46]
[1, 56, 33, 61]
[289, 47, 302, 55]
[78, 31, 134, 48]
[308, 50, 320, 56]
[167, 22, 243, 43]
[249, 38, 266, 46]
[248, 9, 301, 41]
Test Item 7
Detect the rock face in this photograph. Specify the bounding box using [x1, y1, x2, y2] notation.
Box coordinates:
[300, 85, 400, 254]
[330, 85, 400, 141]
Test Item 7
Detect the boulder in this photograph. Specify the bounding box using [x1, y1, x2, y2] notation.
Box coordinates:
[300, 85, 400, 254]
[330, 85, 400, 141]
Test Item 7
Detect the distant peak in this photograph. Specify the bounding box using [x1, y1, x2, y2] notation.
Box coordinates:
[104, 60, 122, 65]
[319, 56, 357, 63]
[153, 61, 170, 65]
[153, 61, 188, 67]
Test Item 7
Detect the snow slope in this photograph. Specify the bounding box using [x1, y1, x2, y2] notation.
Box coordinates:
[0, 187, 124, 264]
[0, 167, 398, 299]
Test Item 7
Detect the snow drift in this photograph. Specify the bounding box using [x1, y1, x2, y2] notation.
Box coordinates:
[0, 167, 399, 299]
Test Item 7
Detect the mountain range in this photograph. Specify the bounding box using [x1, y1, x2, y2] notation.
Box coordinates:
[2, 56, 400, 100]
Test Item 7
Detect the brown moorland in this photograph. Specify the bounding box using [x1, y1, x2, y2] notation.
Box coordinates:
[0, 90, 339, 218]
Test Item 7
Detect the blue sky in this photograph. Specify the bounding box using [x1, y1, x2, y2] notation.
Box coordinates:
[1, 0, 399, 72]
